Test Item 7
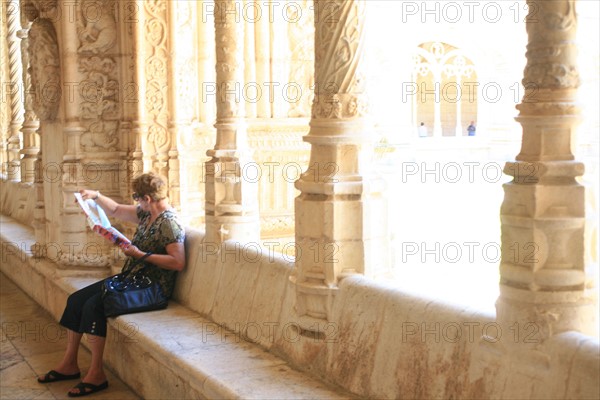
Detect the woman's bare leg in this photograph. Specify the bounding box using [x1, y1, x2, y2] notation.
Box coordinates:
[53, 329, 82, 375]
[67, 334, 108, 395]
[79, 334, 107, 381]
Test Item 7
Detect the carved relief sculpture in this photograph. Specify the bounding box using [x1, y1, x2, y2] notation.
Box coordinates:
[78, 0, 117, 54]
[27, 18, 61, 121]
[143, 0, 171, 178]
[77, 0, 119, 152]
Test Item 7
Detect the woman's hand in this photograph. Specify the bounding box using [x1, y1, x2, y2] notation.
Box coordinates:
[79, 189, 99, 200]
[120, 243, 146, 259]
[78, 190, 140, 224]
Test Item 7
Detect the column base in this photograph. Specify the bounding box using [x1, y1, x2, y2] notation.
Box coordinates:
[496, 284, 598, 341]
[289, 274, 339, 329]
[204, 214, 260, 244]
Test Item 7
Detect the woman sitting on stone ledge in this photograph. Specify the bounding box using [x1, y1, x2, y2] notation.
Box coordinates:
[36, 172, 186, 397]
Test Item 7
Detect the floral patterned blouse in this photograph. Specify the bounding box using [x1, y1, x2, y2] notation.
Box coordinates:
[122, 206, 185, 298]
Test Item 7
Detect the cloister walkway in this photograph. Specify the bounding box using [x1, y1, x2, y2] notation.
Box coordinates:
[0, 272, 139, 400]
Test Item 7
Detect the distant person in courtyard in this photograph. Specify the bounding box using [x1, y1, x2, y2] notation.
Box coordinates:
[418, 122, 428, 138]
[467, 121, 476, 136]
[36, 172, 185, 397]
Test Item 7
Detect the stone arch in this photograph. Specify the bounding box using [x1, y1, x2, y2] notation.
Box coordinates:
[412, 41, 477, 137]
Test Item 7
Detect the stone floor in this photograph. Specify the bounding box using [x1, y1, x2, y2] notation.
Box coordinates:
[0, 273, 139, 400]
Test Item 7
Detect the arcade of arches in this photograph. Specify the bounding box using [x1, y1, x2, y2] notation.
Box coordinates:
[1, 0, 599, 398]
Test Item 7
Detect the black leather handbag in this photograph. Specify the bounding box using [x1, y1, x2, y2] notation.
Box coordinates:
[102, 252, 168, 317]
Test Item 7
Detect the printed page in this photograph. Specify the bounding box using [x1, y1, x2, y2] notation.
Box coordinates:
[74, 193, 131, 245]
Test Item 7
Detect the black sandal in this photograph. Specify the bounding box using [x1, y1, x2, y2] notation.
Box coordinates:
[67, 381, 109, 397]
[37, 370, 81, 383]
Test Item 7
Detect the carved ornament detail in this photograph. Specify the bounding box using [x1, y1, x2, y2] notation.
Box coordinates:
[288, 0, 314, 118]
[78, 55, 120, 151]
[144, 0, 171, 156]
[214, 1, 245, 121]
[523, 62, 580, 89]
[18, 23, 39, 123]
[524, 0, 579, 90]
[77, 0, 117, 54]
[28, 18, 61, 121]
[516, 102, 580, 118]
[312, 0, 368, 120]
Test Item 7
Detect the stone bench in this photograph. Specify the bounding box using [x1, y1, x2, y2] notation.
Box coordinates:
[0, 215, 351, 399]
[3, 214, 599, 399]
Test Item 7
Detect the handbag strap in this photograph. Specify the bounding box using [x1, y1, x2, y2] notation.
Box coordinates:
[123, 251, 153, 279]
[133, 251, 153, 267]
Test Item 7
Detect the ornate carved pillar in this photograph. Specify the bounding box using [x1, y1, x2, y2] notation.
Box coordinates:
[244, 0, 257, 119]
[171, 1, 214, 228]
[498, 0, 596, 340]
[59, 0, 111, 267]
[292, 0, 390, 327]
[130, 0, 146, 179]
[141, 0, 170, 179]
[288, 0, 314, 119]
[198, 6, 216, 128]
[1, 2, 10, 176]
[254, 0, 271, 119]
[25, 2, 61, 257]
[204, 0, 260, 243]
[167, 0, 198, 213]
[5, 0, 24, 181]
[17, 8, 39, 184]
[119, 0, 140, 201]
[270, 0, 290, 118]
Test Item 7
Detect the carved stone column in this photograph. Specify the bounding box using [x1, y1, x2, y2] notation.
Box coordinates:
[204, 0, 260, 244]
[6, 0, 24, 181]
[142, 0, 171, 181]
[288, 0, 314, 119]
[53, 0, 127, 268]
[59, 0, 106, 268]
[130, 0, 146, 180]
[118, 0, 140, 204]
[167, 0, 198, 213]
[25, 2, 61, 258]
[254, 0, 271, 119]
[198, 7, 216, 127]
[173, 2, 215, 228]
[498, 0, 596, 340]
[292, 0, 390, 327]
[0, 2, 10, 176]
[17, 11, 39, 184]
[243, 0, 257, 119]
[270, 0, 290, 119]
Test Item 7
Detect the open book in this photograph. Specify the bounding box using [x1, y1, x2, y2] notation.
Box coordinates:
[74, 193, 131, 246]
